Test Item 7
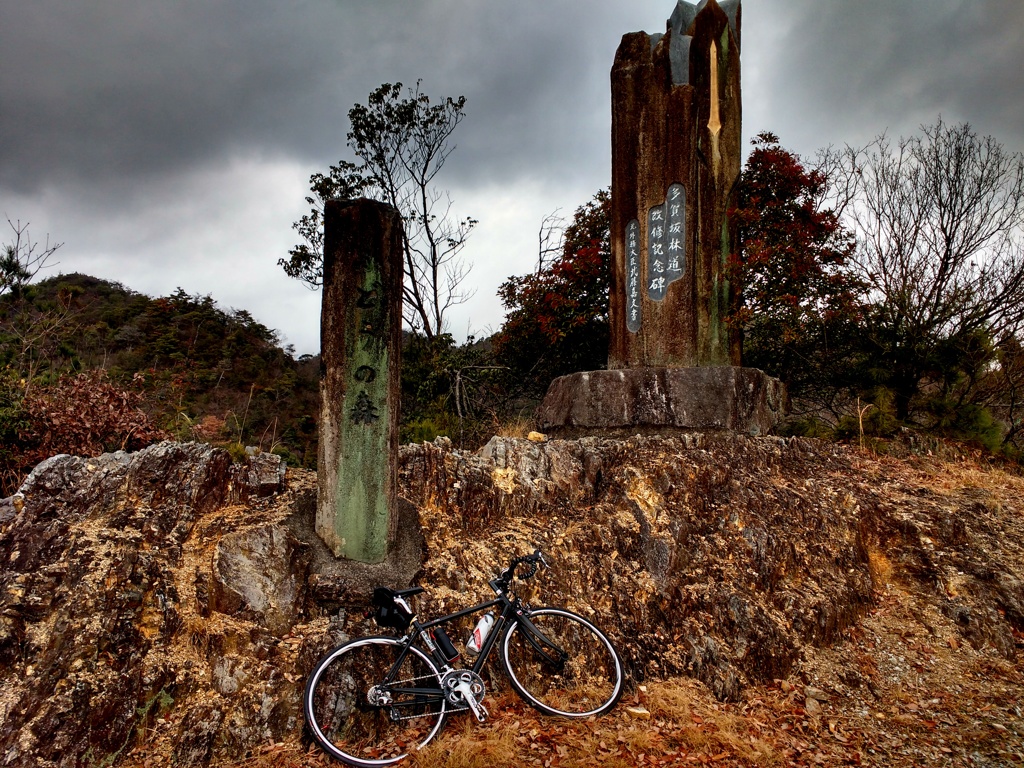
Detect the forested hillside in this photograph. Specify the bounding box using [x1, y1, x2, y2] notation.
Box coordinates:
[0, 273, 319, 493]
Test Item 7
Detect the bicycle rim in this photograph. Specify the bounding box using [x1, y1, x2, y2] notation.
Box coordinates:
[304, 636, 446, 766]
[502, 608, 624, 717]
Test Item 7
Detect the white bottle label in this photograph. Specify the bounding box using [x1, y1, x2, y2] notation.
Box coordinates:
[467, 614, 494, 654]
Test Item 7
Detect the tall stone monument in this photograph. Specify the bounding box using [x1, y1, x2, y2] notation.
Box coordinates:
[610, 0, 741, 368]
[538, 0, 785, 436]
[317, 199, 404, 563]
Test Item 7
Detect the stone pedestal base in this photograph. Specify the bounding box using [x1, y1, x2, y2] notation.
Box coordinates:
[536, 367, 786, 438]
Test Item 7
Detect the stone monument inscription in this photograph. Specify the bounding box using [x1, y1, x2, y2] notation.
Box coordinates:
[665, 182, 686, 283]
[626, 219, 642, 333]
[644, 182, 686, 305]
[317, 199, 403, 563]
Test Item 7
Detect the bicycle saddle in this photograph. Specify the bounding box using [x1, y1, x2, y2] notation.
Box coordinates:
[380, 586, 424, 598]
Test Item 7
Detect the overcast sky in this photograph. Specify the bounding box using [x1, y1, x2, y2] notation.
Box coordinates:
[3, 0, 1023, 356]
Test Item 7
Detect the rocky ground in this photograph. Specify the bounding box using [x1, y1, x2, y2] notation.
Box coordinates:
[1, 434, 1022, 767]
[209, 577, 1024, 768]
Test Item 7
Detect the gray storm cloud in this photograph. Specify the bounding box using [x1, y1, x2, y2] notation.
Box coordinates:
[1, 0, 1022, 353]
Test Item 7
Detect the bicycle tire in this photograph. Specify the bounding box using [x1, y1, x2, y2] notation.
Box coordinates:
[304, 636, 447, 766]
[501, 607, 624, 717]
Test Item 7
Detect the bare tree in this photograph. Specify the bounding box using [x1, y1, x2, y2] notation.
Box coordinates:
[2, 217, 62, 298]
[536, 209, 565, 272]
[1, 219, 68, 397]
[282, 83, 475, 339]
[348, 82, 478, 339]
[831, 119, 1024, 419]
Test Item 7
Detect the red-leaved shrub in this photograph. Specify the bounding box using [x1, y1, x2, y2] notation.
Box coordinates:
[19, 370, 169, 468]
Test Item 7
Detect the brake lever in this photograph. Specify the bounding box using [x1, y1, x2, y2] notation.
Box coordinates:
[535, 549, 550, 569]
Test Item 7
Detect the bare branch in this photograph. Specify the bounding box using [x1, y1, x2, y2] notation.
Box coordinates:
[831, 118, 1024, 418]
[347, 82, 475, 339]
[537, 209, 566, 272]
[2, 217, 62, 297]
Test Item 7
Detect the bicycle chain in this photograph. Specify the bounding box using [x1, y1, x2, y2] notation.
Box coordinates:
[390, 704, 469, 722]
[375, 672, 471, 722]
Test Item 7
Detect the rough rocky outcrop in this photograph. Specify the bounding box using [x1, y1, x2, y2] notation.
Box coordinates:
[0, 443, 306, 768]
[399, 434, 1022, 700]
[401, 434, 874, 700]
[1, 434, 1022, 767]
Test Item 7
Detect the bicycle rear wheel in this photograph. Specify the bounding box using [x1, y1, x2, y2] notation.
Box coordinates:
[502, 607, 624, 717]
[304, 636, 446, 766]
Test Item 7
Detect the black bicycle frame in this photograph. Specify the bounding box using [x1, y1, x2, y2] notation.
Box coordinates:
[379, 586, 558, 706]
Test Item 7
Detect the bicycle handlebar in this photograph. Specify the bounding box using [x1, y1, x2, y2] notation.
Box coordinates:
[494, 549, 548, 590]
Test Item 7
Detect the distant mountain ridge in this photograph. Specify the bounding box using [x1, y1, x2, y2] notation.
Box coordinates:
[0, 272, 320, 470]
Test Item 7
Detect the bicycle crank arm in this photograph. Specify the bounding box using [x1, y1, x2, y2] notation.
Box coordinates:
[454, 681, 489, 722]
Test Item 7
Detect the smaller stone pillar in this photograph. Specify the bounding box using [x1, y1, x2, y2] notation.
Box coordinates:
[317, 199, 403, 563]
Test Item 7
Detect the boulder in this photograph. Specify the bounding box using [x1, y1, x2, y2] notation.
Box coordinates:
[537, 367, 786, 438]
[210, 525, 310, 635]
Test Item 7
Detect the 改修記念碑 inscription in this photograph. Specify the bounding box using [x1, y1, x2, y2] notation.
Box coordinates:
[626, 219, 642, 333]
[647, 204, 667, 301]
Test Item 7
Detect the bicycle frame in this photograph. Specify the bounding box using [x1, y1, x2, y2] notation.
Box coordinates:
[304, 550, 624, 767]
[377, 579, 563, 709]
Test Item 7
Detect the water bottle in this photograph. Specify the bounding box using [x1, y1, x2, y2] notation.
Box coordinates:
[466, 613, 494, 655]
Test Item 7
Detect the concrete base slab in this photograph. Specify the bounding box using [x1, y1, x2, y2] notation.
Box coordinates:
[537, 367, 786, 437]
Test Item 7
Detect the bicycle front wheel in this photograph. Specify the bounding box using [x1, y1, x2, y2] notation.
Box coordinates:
[304, 636, 447, 767]
[502, 607, 624, 717]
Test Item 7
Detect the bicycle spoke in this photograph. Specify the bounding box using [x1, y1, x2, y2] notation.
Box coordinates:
[502, 608, 624, 717]
[305, 637, 446, 766]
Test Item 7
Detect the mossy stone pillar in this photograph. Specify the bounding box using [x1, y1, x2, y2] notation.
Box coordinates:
[317, 198, 403, 563]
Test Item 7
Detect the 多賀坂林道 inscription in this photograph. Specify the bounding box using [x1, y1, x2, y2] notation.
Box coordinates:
[665, 183, 685, 283]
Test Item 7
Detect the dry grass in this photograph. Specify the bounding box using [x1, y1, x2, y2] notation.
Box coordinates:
[492, 417, 533, 439]
[212, 675, 786, 768]
[411, 718, 520, 768]
[369, 679, 784, 768]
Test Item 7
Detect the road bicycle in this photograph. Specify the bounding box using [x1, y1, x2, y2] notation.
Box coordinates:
[304, 550, 624, 766]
